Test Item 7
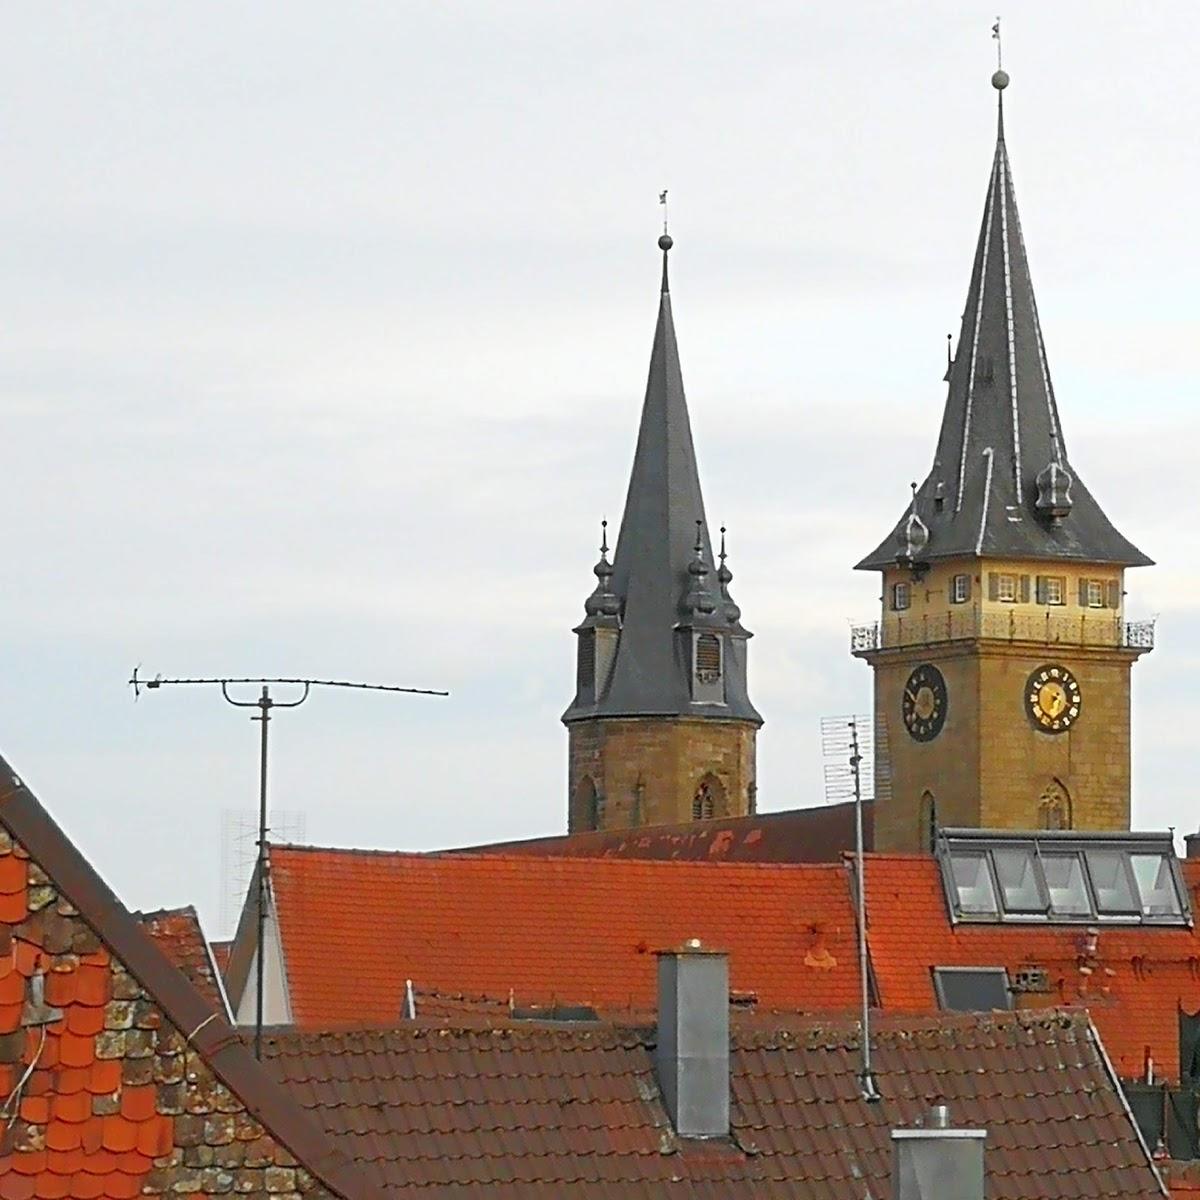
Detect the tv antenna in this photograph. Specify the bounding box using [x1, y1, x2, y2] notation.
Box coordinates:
[129, 669, 448, 1058]
[821, 713, 881, 1102]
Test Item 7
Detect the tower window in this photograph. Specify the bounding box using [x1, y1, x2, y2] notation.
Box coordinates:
[1084, 579, 1105, 608]
[1037, 575, 1065, 606]
[951, 574, 971, 604]
[691, 774, 725, 821]
[576, 632, 595, 693]
[695, 634, 722, 684]
[576, 777, 604, 831]
[892, 582, 911, 611]
[995, 573, 1017, 603]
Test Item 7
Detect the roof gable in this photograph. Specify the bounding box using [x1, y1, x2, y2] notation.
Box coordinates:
[0, 755, 381, 1200]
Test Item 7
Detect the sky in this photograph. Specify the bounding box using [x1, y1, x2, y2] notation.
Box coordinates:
[1, 3, 1196, 937]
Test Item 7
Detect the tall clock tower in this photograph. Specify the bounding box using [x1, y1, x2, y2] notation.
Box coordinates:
[853, 70, 1153, 853]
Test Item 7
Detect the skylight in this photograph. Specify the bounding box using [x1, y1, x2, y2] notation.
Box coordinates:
[938, 830, 1191, 926]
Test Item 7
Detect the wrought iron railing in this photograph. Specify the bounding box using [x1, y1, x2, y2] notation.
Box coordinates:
[850, 612, 1156, 653]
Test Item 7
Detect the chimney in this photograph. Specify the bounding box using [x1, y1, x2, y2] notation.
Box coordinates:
[1185, 831, 1200, 860]
[655, 939, 729, 1138]
[891, 1103, 986, 1200]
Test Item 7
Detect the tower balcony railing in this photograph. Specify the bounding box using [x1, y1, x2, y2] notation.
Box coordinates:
[850, 611, 1156, 654]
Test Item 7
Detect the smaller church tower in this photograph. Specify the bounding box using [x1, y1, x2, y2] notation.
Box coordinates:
[854, 68, 1153, 851]
[562, 233, 762, 832]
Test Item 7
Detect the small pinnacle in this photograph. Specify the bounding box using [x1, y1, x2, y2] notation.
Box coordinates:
[600, 518, 609, 556]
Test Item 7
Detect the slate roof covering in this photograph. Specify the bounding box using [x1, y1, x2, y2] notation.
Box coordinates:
[238, 846, 860, 1027]
[135, 905, 226, 1015]
[0, 753, 381, 1200]
[858, 78, 1150, 570]
[457, 801, 869, 864]
[261, 1009, 1164, 1199]
[865, 853, 1200, 1083]
[562, 239, 760, 724]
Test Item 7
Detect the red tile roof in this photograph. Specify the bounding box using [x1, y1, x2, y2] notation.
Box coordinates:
[460, 802, 870, 864]
[262, 1009, 1163, 1199]
[866, 853, 1200, 1082]
[263, 847, 862, 1027]
[135, 906, 225, 1014]
[210, 937, 232, 976]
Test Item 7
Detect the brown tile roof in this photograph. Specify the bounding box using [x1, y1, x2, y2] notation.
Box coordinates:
[0, 754, 383, 1200]
[261, 1008, 1164, 1199]
[233, 847, 861, 1027]
[135, 905, 226, 1014]
[210, 937, 232, 976]
[457, 801, 870, 864]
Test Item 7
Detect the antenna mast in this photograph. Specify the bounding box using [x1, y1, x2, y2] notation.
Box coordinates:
[821, 713, 882, 1102]
[130, 669, 448, 1058]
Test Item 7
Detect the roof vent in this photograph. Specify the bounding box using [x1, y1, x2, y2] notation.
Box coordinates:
[655, 940, 729, 1139]
[892, 1103, 986, 1200]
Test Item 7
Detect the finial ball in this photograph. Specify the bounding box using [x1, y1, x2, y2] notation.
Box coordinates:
[658, 233, 673, 252]
[992, 69, 1009, 91]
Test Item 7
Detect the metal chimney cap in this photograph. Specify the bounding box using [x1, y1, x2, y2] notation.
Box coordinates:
[655, 938, 727, 957]
[929, 1103, 951, 1129]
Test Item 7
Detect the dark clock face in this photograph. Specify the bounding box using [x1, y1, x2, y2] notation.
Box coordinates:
[902, 664, 947, 742]
[1026, 664, 1082, 733]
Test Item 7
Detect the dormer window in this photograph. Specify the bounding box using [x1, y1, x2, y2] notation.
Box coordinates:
[695, 634, 721, 685]
[892, 582, 911, 611]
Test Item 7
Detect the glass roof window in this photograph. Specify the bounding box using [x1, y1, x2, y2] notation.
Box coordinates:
[1041, 853, 1091, 917]
[938, 832, 1191, 926]
[949, 850, 999, 916]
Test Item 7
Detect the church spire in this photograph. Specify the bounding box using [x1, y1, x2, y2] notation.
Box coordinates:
[857, 69, 1151, 571]
[564, 228, 759, 725]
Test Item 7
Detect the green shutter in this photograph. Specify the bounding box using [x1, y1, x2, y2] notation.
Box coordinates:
[1035, 576, 1047, 604]
[963, 574, 972, 601]
[1106, 580, 1121, 609]
[1019, 575, 1031, 603]
[1078, 577, 1089, 607]
[988, 573, 999, 601]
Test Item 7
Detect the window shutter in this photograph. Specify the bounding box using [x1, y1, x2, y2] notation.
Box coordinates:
[1019, 575, 1031, 603]
[963, 574, 972, 601]
[1078, 578, 1089, 607]
[1106, 580, 1121, 609]
[988, 573, 999, 601]
[1035, 576, 1047, 604]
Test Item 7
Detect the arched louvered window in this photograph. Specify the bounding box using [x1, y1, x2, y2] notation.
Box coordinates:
[691, 774, 725, 822]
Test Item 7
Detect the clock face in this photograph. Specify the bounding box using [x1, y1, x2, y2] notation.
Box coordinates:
[1026, 664, 1082, 733]
[902, 664, 947, 742]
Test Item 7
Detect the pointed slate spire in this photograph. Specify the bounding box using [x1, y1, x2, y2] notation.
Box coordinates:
[564, 232, 760, 724]
[858, 71, 1151, 570]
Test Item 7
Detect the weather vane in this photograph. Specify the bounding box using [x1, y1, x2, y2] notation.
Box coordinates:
[991, 16, 1002, 69]
[659, 189, 669, 236]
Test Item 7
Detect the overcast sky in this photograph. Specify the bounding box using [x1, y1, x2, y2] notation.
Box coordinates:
[2, 3, 1196, 937]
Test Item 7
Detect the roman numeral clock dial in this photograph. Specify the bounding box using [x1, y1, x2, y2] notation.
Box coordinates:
[902, 664, 947, 742]
[1026, 664, 1082, 733]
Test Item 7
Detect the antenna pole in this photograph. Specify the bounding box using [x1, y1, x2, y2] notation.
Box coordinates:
[254, 688, 271, 1061]
[129, 669, 447, 1057]
[850, 717, 880, 1101]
